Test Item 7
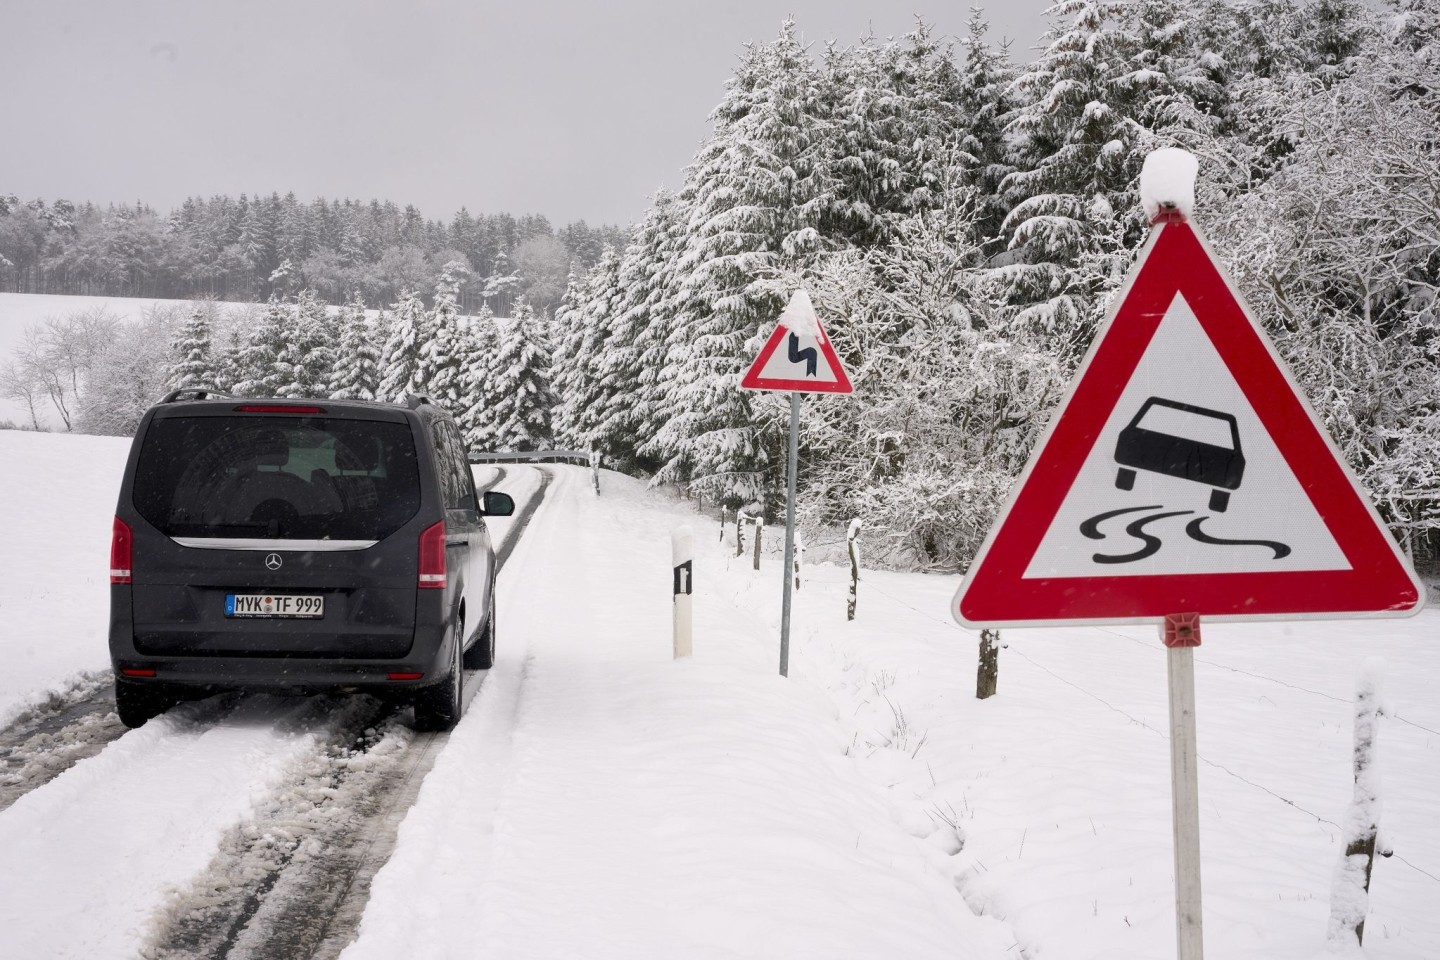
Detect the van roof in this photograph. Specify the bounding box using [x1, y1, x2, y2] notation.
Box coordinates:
[153, 391, 447, 417]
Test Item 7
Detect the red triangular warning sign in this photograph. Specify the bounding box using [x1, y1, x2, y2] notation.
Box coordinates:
[953, 220, 1424, 627]
[741, 290, 853, 394]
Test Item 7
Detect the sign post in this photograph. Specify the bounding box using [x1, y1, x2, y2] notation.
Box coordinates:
[1164, 613, 1204, 960]
[742, 289, 853, 676]
[951, 151, 1424, 960]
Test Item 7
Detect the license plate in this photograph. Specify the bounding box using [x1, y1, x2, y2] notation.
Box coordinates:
[225, 594, 325, 618]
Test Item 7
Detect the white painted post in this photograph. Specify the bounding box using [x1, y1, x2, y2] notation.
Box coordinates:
[672, 526, 693, 659]
[1163, 613, 1204, 960]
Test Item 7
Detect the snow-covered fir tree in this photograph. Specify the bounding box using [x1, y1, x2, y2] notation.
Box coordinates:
[376, 289, 431, 402]
[487, 299, 557, 451]
[327, 292, 381, 400]
[456, 306, 502, 451]
[230, 298, 290, 397]
[416, 260, 470, 410]
[272, 289, 335, 398]
[167, 302, 219, 392]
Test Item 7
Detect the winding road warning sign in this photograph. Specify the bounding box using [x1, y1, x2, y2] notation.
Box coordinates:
[953, 219, 1425, 627]
[741, 290, 853, 394]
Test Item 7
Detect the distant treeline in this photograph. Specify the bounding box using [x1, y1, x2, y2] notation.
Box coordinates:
[0, 192, 628, 315]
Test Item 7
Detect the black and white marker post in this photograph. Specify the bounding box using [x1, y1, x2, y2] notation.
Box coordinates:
[739, 289, 854, 677]
[672, 525, 692, 658]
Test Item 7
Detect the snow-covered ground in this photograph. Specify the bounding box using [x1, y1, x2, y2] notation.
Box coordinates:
[0, 429, 1436, 959]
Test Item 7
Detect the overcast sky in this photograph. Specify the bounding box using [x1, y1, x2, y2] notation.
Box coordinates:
[6, 1, 1051, 229]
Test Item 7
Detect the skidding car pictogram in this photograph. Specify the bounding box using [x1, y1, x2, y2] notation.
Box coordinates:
[1114, 397, 1245, 512]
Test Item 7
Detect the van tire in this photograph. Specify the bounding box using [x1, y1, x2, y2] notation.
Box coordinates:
[115, 680, 174, 728]
[413, 629, 463, 732]
[462, 579, 496, 671]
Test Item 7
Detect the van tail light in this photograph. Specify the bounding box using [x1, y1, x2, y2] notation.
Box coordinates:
[418, 521, 447, 589]
[233, 404, 326, 414]
[120, 668, 156, 678]
[110, 517, 133, 584]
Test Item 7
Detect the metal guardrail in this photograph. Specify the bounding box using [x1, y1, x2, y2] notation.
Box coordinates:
[468, 450, 594, 465]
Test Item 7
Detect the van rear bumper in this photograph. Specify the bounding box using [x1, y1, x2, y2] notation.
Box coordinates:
[110, 623, 455, 693]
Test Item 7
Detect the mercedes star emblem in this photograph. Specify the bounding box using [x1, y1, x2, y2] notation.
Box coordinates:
[265, 553, 283, 571]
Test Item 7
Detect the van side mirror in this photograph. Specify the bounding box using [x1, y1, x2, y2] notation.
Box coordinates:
[481, 491, 514, 517]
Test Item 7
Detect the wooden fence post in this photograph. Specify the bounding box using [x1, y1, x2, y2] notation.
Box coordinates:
[752, 515, 763, 570]
[1328, 659, 1391, 949]
[735, 510, 746, 558]
[977, 629, 1001, 699]
[846, 519, 862, 621]
[793, 533, 804, 591]
[718, 505, 726, 542]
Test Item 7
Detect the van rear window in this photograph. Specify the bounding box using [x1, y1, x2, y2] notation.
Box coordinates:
[133, 416, 421, 541]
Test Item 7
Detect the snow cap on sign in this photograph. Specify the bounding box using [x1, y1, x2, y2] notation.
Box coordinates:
[776, 289, 822, 339]
[1140, 148, 1198, 222]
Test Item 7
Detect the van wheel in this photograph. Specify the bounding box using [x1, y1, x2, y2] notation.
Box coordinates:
[413, 629, 463, 732]
[1209, 489, 1231, 513]
[1116, 468, 1136, 491]
[463, 579, 496, 671]
[115, 680, 174, 729]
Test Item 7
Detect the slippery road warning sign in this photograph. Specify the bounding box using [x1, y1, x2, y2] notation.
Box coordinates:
[740, 290, 852, 394]
[953, 218, 1425, 627]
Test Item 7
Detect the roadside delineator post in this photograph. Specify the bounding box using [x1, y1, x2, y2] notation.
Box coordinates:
[672, 526, 693, 658]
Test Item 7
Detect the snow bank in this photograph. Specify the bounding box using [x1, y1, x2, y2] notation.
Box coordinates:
[1140, 148, 1199, 222]
[0, 429, 131, 726]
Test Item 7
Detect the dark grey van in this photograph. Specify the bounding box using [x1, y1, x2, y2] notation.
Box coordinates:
[108, 391, 513, 731]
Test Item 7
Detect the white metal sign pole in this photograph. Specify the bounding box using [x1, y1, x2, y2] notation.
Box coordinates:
[1164, 613, 1204, 960]
[778, 392, 800, 677]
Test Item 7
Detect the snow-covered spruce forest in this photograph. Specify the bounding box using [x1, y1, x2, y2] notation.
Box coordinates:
[6, 0, 1440, 572]
[0, 195, 626, 316]
[554, 1, 1440, 569]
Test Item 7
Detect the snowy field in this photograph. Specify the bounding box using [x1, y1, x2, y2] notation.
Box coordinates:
[0, 429, 1436, 959]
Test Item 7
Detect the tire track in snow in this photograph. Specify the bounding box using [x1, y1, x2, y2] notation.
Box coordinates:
[0, 671, 236, 814]
[141, 466, 551, 960]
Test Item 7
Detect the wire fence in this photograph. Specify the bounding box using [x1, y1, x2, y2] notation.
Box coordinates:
[811, 571, 1440, 888]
